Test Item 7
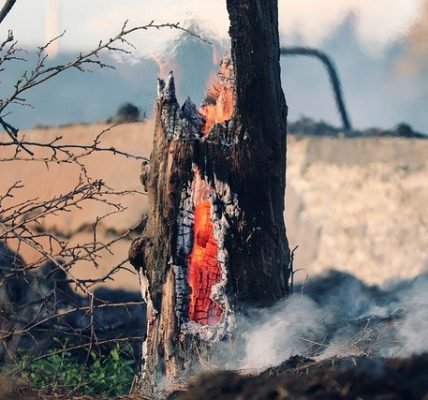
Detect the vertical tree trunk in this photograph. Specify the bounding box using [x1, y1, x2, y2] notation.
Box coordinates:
[129, 0, 290, 395]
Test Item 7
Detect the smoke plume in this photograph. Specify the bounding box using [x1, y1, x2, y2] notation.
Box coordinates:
[234, 270, 428, 371]
[397, 0, 428, 75]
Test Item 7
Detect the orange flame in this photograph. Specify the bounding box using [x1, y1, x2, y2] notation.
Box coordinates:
[187, 171, 222, 326]
[186, 55, 234, 325]
[148, 53, 168, 77]
[199, 55, 234, 135]
[212, 46, 219, 65]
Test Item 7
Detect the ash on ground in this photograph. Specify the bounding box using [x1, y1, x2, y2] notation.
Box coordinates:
[171, 269, 428, 399]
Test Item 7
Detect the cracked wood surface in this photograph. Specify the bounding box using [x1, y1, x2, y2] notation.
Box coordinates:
[129, 0, 291, 394]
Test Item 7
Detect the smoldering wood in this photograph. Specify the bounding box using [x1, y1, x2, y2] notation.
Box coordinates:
[129, 0, 291, 394]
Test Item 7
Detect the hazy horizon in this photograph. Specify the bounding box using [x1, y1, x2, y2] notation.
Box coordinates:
[0, 1, 426, 133]
[0, 0, 423, 55]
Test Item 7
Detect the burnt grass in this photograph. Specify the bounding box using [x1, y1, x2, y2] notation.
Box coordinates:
[170, 354, 428, 400]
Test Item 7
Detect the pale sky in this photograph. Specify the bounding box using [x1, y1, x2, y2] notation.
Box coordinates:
[0, 0, 424, 57]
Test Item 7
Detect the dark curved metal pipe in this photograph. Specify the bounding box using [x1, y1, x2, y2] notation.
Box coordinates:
[280, 46, 352, 131]
[0, 0, 17, 25]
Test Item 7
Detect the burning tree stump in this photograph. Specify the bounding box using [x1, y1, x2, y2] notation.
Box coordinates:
[129, 0, 290, 394]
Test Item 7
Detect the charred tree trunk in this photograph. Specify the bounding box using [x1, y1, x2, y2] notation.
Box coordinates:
[129, 0, 290, 394]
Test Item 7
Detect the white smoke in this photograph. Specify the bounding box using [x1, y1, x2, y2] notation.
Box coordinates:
[240, 296, 324, 370]
[236, 270, 428, 371]
[392, 276, 428, 356]
[4, 1, 422, 57]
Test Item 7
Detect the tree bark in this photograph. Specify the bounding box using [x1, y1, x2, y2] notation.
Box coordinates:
[129, 0, 290, 395]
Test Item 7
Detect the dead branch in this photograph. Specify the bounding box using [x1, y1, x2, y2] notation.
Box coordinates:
[0, 20, 210, 151]
[0, 123, 150, 164]
[0, 17, 211, 382]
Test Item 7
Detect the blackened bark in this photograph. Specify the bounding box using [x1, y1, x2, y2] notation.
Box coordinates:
[225, 0, 290, 305]
[129, 0, 290, 395]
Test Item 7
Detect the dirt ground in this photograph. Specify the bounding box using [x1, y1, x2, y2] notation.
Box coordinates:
[286, 130, 428, 285]
[2, 122, 428, 399]
[170, 354, 428, 400]
[0, 122, 153, 290]
[1, 121, 427, 289]
[3, 353, 428, 399]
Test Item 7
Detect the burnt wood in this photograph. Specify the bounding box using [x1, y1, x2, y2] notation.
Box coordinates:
[129, 0, 291, 394]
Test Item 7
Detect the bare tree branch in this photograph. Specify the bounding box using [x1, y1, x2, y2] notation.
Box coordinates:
[0, 18, 209, 385]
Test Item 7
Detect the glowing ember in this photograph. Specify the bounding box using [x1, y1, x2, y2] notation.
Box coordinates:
[188, 173, 222, 326]
[186, 54, 234, 326]
[199, 55, 234, 135]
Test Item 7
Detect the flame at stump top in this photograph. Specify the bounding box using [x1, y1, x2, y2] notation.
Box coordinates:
[199, 53, 234, 135]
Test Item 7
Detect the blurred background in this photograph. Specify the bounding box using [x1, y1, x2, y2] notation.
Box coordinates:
[0, 3, 428, 392]
[0, 1, 427, 288]
[0, 0, 426, 133]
